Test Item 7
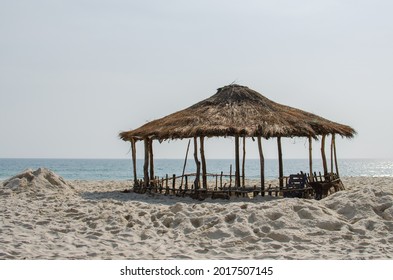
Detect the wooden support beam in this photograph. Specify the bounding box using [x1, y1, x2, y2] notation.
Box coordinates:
[149, 138, 154, 181]
[330, 134, 334, 175]
[308, 136, 313, 182]
[242, 136, 246, 187]
[200, 136, 207, 189]
[193, 137, 201, 190]
[155, 176, 159, 192]
[229, 164, 232, 188]
[333, 134, 339, 177]
[277, 137, 284, 188]
[257, 136, 265, 196]
[180, 139, 191, 187]
[321, 135, 328, 176]
[143, 138, 150, 187]
[172, 174, 176, 194]
[131, 138, 137, 185]
[235, 135, 240, 187]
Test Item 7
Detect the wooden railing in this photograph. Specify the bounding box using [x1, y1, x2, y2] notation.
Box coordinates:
[131, 171, 344, 200]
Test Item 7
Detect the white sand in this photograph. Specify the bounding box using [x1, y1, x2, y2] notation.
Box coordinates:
[1, 168, 392, 259]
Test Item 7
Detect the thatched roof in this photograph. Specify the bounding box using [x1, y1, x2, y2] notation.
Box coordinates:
[120, 84, 355, 141]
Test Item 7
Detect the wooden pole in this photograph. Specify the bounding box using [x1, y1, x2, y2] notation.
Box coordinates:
[193, 137, 201, 190]
[257, 136, 265, 196]
[321, 135, 328, 177]
[235, 135, 240, 187]
[200, 136, 207, 189]
[149, 138, 154, 182]
[277, 137, 283, 188]
[172, 174, 176, 194]
[131, 138, 137, 185]
[242, 136, 246, 187]
[180, 139, 191, 187]
[308, 136, 313, 182]
[229, 164, 232, 187]
[143, 138, 150, 187]
[333, 134, 340, 177]
[330, 134, 334, 175]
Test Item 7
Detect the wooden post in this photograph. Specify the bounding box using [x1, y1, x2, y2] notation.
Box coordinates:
[172, 174, 176, 194]
[330, 134, 334, 176]
[308, 136, 313, 182]
[180, 139, 191, 187]
[160, 177, 164, 193]
[200, 136, 207, 189]
[165, 174, 169, 195]
[155, 176, 158, 192]
[149, 138, 154, 182]
[277, 137, 283, 188]
[321, 135, 328, 177]
[143, 138, 150, 187]
[235, 135, 240, 187]
[193, 137, 201, 190]
[220, 171, 223, 189]
[242, 136, 246, 187]
[333, 134, 339, 177]
[229, 164, 232, 188]
[131, 138, 137, 185]
[257, 136, 265, 196]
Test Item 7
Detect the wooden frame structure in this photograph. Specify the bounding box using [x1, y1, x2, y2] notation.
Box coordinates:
[120, 84, 355, 199]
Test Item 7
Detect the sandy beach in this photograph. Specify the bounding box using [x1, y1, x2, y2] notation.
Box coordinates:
[0, 168, 392, 260]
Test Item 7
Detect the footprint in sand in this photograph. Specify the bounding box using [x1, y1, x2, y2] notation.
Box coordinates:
[260, 225, 271, 234]
[206, 229, 231, 239]
[266, 212, 283, 221]
[35, 220, 51, 226]
[162, 217, 174, 228]
[224, 213, 236, 224]
[296, 208, 315, 220]
[233, 226, 251, 238]
[267, 232, 291, 242]
[190, 217, 203, 228]
[316, 220, 344, 231]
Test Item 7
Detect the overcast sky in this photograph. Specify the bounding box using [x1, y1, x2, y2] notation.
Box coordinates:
[1, 0, 392, 159]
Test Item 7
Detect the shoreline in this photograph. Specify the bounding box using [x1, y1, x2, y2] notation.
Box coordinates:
[1, 173, 393, 259]
[2, 158, 393, 182]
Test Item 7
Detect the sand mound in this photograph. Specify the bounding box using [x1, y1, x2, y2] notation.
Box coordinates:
[2, 168, 74, 193]
[322, 185, 393, 234]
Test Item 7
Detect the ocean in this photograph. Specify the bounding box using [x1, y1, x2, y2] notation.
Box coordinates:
[1, 158, 393, 181]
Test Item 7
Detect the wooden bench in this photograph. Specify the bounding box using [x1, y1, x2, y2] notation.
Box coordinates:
[282, 172, 313, 198]
[307, 172, 345, 200]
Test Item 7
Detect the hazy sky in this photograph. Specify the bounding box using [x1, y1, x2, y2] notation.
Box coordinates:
[1, 0, 392, 159]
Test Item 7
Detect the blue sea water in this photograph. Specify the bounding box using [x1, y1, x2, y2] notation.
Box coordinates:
[0, 158, 392, 181]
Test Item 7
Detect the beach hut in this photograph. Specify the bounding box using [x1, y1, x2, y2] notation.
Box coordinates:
[119, 84, 355, 199]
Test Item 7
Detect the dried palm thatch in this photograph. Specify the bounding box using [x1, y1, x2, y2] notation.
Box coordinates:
[119, 84, 355, 141]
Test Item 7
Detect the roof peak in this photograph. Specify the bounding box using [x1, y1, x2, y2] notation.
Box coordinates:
[217, 84, 248, 92]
